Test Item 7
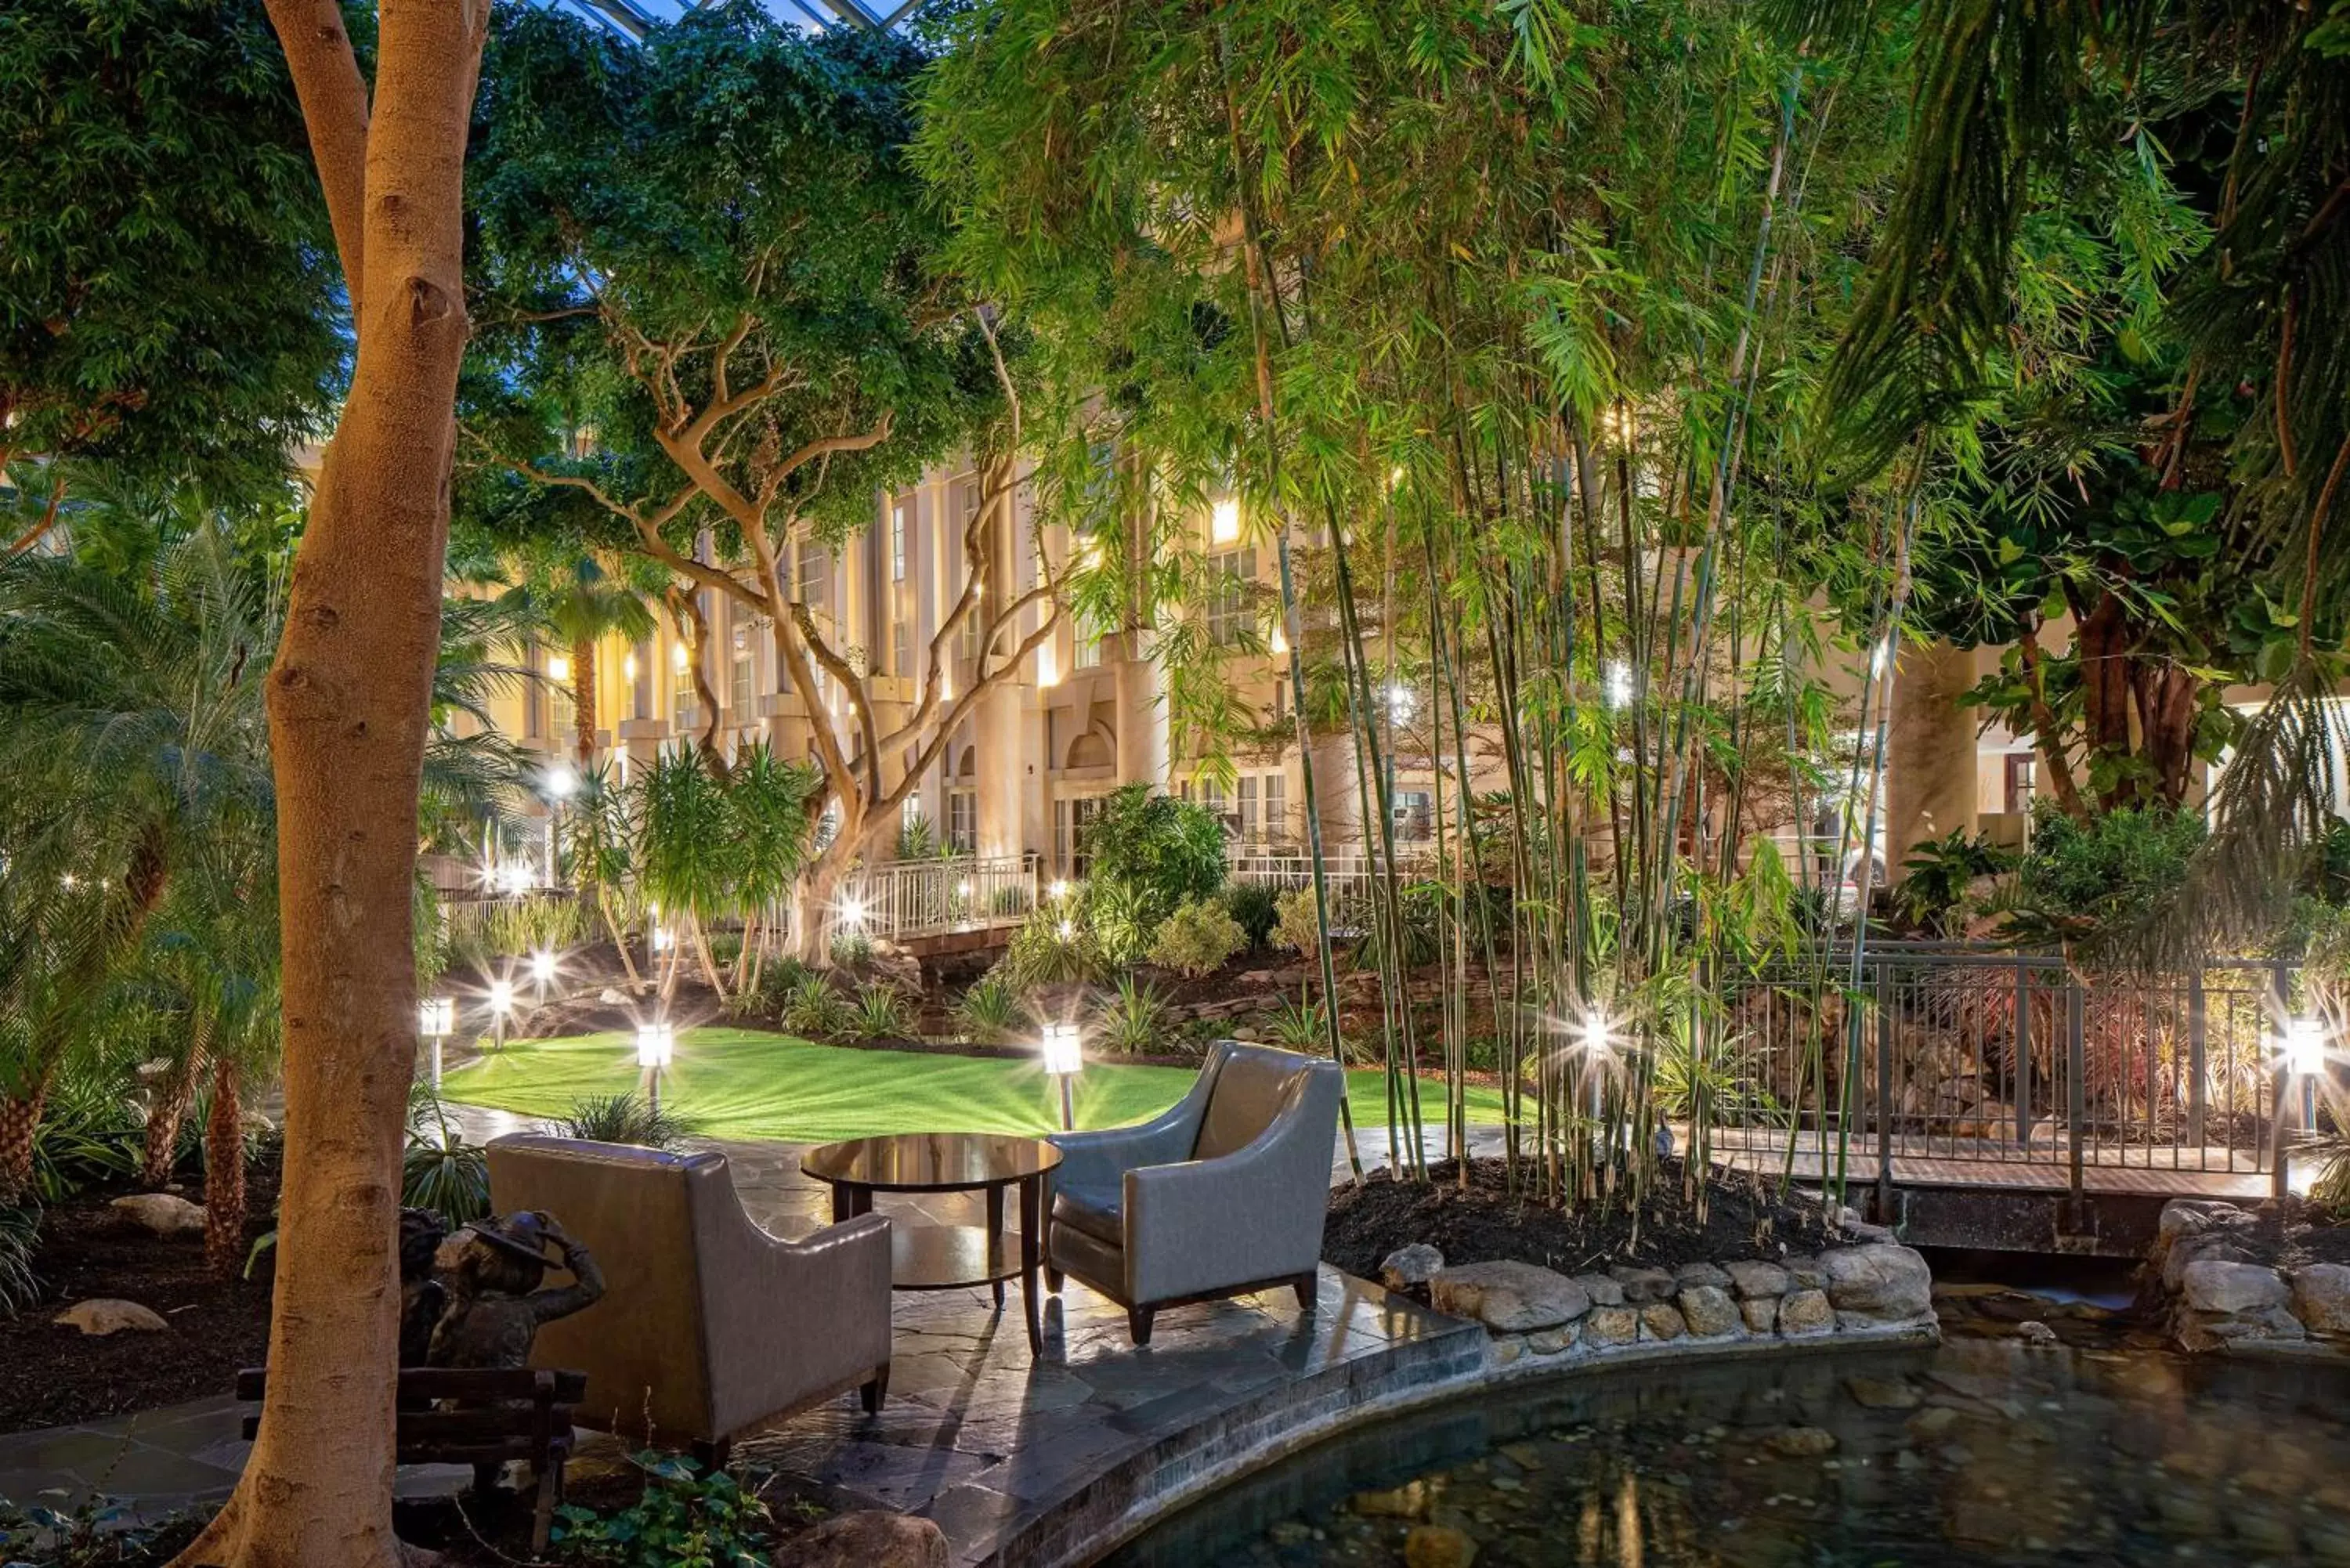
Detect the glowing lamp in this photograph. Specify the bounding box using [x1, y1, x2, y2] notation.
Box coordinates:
[840, 896, 867, 929]
[1582, 1010, 1611, 1055]
[636, 1021, 675, 1070]
[671, 641, 690, 672]
[1048, 879, 1071, 901]
[1058, 918, 1077, 941]
[2283, 1017, 2326, 1076]
[1605, 661, 1632, 710]
[544, 764, 577, 800]
[1041, 1022, 1083, 1129]
[650, 926, 675, 952]
[419, 999, 455, 1037]
[530, 951, 558, 985]
[547, 653, 571, 682]
[622, 652, 638, 681]
[487, 980, 515, 1015]
[1210, 497, 1242, 544]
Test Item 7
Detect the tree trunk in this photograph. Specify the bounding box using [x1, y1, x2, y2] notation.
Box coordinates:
[689, 910, 729, 1003]
[174, 3, 487, 1562]
[571, 633, 598, 766]
[790, 826, 867, 963]
[597, 886, 645, 993]
[204, 1057, 247, 1280]
[0, 1084, 48, 1202]
[140, 1022, 209, 1190]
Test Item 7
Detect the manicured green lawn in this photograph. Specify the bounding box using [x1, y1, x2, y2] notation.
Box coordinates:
[440, 1028, 1507, 1144]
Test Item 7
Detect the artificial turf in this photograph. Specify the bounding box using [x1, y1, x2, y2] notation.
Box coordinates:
[439, 1027, 1509, 1143]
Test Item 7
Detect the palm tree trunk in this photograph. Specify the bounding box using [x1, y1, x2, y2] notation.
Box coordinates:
[0, 1079, 49, 1202]
[571, 633, 598, 766]
[204, 1056, 247, 1280]
[689, 911, 729, 1003]
[141, 1020, 210, 1190]
[597, 886, 645, 992]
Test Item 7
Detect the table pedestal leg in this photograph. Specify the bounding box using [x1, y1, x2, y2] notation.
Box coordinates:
[1018, 1174, 1043, 1354]
[985, 1184, 1006, 1308]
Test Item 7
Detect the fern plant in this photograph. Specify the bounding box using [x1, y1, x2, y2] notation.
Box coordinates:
[1094, 976, 1168, 1055]
[955, 975, 1024, 1045]
[542, 1091, 696, 1151]
[848, 984, 914, 1042]
[783, 974, 851, 1039]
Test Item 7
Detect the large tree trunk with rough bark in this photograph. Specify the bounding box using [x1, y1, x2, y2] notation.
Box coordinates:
[172, 4, 486, 1564]
[203, 1057, 246, 1280]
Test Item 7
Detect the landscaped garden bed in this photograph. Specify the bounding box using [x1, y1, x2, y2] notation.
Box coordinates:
[0, 1152, 280, 1433]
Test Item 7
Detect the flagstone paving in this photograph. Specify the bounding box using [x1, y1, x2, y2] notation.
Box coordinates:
[0, 1110, 1491, 1566]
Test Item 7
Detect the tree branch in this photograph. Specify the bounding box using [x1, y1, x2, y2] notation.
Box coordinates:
[259, 0, 371, 316]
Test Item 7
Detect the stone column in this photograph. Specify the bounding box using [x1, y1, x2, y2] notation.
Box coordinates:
[1114, 630, 1166, 788]
[976, 680, 1025, 860]
[1888, 640, 1978, 877]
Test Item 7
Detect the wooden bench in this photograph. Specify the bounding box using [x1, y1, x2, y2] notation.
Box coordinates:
[237, 1366, 588, 1551]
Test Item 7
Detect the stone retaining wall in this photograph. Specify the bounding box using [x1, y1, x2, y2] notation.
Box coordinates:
[2151, 1199, 2350, 1353]
[1394, 1241, 1941, 1371]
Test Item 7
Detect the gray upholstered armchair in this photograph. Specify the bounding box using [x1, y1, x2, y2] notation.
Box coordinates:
[486, 1135, 891, 1459]
[1046, 1041, 1343, 1344]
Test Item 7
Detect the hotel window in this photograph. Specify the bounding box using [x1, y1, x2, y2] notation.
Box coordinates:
[1072, 616, 1103, 670]
[1392, 789, 1434, 842]
[893, 607, 913, 678]
[946, 789, 976, 854]
[890, 497, 909, 583]
[671, 639, 696, 724]
[1206, 547, 1254, 646]
[525, 645, 548, 739]
[1055, 794, 1104, 876]
[1238, 775, 1266, 845]
[797, 539, 830, 612]
[1261, 772, 1287, 844]
[729, 606, 756, 719]
[630, 639, 653, 721]
[1199, 776, 1229, 830]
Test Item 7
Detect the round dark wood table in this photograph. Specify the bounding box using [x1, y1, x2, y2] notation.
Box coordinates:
[800, 1133, 1063, 1353]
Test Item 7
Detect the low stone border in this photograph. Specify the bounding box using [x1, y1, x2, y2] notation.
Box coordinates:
[1014, 1241, 1940, 1568]
[1415, 1242, 1940, 1373]
[2151, 1198, 2350, 1354]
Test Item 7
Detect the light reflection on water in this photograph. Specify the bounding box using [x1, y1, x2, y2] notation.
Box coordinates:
[1101, 1336, 2350, 1568]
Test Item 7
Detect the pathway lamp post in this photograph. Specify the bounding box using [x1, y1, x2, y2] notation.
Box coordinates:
[487, 978, 515, 1053]
[2284, 1017, 2326, 1133]
[1042, 1022, 1083, 1132]
[419, 997, 454, 1090]
[638, 1021, 675, 1116]
[530, 948, 559, 997]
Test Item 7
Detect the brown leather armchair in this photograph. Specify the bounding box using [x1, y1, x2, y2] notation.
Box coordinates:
[1046, 1041, 1343, 1344]
[486, 1135, 891, 1458]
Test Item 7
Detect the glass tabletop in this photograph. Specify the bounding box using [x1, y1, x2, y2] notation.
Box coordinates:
[800, 1132, 1064, 1190]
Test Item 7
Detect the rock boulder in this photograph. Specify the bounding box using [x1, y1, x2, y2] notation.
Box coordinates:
[56, 1299, 168, 1335]
[2290, 1264, 2350, 1336]
[772, 1512, 945, 1568]
[110, 1193, 205, 1239]
[1819, 1244, 1932, 1322]
[1380, 1244, 1445, 1293]
[1430, 1261, 1590, 1332]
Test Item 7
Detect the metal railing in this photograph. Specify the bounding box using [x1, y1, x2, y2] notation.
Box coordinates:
[838, 853, 1038, 942]
[1708, 945, 2290, 1202]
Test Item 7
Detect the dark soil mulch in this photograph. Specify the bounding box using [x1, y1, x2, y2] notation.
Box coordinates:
[1323, 1155, 1845, 1281]
[2204, 1194, 2350, 1270]
[0, 1154, 280, 1434]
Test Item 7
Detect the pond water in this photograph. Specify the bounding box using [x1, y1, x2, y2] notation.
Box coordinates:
[1102, 1335, 2350, 1568]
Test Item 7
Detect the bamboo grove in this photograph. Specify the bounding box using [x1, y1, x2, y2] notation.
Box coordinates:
[918, 0, 2350, 1215]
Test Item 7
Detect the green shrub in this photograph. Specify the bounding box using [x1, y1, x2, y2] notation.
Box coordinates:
[1094, 976, 1168, 1055]
[705, 930, 744, 966]
[1148, 897, 1246, 977]
[783, 974, 852, 1039]
[0, 1205, 39, 1317]
[1263, 992, 1329, 1054]
[31, 1079, 144, 1203]
[848, 984, 914, 1042]
[1272, 887, 1321, 954]
[955, 976, 1025, 1045]
[433, 891, 595, 976]
[551, 1452, 772, 1568]
[1893, 829, 2013, 936]
[1084, 877, 1158, 966]
[999, 907, 1103, 988]
[1078, 784, 1227, 930]
[541, 1091, 697, 1151]
[402, 1099, 490, 1227]
[2004, 804, 2204, 947]
[829, 929, 873, 970]
[1223, 882, 1278, 951]
[896, 813, 939, 860]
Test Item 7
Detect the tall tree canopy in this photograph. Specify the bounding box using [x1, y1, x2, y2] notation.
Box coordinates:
[0, 0, 342, 546]
[463, 2, 1050, 952]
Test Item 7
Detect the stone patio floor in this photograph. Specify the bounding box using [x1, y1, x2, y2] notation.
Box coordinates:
[0, 1110, 1492, 1566]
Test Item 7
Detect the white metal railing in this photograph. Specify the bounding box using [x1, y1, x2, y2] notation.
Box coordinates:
[839, 852, 1038, 941]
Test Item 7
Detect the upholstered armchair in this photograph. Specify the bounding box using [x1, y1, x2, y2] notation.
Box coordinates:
[1046, 1041, 1343, 1344]
[486, 1135, 892, 1459]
